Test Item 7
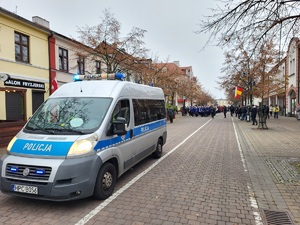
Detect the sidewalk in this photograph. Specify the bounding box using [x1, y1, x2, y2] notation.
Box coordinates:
[232, 114, 300, 224]
[0, 147, 6, 156]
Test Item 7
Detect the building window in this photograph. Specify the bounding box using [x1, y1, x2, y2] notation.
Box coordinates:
[59, 48, 68, 71]
[95, 61, 101, 74]
[78, 56, 85, 74]
[15, 32, 29, 63]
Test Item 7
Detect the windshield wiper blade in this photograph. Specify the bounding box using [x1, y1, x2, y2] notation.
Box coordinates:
[26, 127, 56, 134]
[59, 128, 86, 134]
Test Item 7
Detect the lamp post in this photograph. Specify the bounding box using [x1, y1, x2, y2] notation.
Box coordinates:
[182, 96, 186, 116]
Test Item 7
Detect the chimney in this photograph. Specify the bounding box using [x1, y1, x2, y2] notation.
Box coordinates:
[173, 61, 180, 66]
[32, 16, 50, 29]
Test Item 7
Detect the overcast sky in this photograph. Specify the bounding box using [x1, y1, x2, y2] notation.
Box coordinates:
[1, 0, 226, 99]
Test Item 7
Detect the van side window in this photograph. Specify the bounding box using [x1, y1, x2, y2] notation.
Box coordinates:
[133, 99, 166, 126]
[112, 99, 130, 126]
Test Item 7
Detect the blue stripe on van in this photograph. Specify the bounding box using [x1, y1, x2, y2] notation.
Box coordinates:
[133, 119, 166, 137]
[10, 119, 167, 155]
[94, 119, 166, 151]
[94, 131, 131, 150]
[10, 139, 73, 156]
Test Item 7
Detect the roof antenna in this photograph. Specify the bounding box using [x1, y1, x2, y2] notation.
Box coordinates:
[15, 6, 18, 14]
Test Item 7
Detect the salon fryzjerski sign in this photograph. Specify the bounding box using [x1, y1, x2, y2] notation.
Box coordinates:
[4, 78, 45, 90]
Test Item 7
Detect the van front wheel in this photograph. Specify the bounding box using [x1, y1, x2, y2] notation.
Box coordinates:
[152, 139, 163, 159]
[93, 163, 116, 200]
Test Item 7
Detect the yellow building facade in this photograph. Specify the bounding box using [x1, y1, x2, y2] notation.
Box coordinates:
[0, 8, 50, 122]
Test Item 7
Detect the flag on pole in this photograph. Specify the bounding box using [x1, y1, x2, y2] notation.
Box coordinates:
[235, 86, 243, 99]
[51, 77, 58, 93]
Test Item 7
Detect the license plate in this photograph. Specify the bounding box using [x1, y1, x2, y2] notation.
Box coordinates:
[12, 184, 38, 195]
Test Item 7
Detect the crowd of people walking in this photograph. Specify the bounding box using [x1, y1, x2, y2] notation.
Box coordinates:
[168, 104, 281, 124]
[223, 104, 280, 125]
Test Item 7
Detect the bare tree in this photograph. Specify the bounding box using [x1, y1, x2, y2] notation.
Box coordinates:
[199, 0, 300, 54]
[75, 9, 148, 77]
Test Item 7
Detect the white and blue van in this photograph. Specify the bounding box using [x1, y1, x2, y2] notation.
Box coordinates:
[0, 73, 167, 201]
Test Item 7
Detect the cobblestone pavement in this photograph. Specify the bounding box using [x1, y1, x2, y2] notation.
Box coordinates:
[77, 115, 260, 225]
[0, 113, 299, 225]
[233, 114, 300, 224]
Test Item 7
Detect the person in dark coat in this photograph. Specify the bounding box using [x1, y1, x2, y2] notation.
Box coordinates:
[251, 105, 258, 125]
[223, 105, 227, 118]
[230, 105, 235, 117]
[241, 105, 247, 120]
[211, 106, 216, 119]
[168, 107, 174, 123]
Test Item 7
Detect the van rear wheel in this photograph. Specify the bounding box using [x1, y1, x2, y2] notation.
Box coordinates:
[93, 162, 116, 200]
[152, 139, 163, 159]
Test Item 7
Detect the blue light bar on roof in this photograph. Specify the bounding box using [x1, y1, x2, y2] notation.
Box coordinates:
[73, 73, 125, 81]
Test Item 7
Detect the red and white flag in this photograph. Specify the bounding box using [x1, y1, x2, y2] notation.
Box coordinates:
[51, 77, 58, 93]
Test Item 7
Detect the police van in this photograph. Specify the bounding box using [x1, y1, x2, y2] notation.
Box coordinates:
[0, 73, 167, 201]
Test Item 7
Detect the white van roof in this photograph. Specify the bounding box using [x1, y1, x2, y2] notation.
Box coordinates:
[50, 80, 165, 99]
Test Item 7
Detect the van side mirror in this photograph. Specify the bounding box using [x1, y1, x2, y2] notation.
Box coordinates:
[112, 117, 127, 136]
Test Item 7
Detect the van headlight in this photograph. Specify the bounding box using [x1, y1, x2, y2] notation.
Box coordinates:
[7, 136, 17, 152]
[67, 134, 98, 157]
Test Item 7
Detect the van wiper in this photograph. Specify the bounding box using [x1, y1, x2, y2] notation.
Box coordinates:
[58, 128, 86, 134]
[25, 120, 57, 134]
[25, 127, 56, 134]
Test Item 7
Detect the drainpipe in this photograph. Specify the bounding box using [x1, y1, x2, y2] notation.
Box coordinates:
[48, 31, 54, 95]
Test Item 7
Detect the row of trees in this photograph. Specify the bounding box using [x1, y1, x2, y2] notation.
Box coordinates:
[73, 9, 213, 106]
[198, 0, 300, 104]
[73, 0, 299, 106]
[219, 38, 284, 105]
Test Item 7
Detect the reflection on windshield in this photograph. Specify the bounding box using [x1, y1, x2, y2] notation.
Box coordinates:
[25, 97, 112, 134]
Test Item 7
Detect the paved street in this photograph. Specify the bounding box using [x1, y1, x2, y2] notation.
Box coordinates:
[0, 113, 299, 225]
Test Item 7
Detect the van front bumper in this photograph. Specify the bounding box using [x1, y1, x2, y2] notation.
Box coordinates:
[0, 154, 102, 201]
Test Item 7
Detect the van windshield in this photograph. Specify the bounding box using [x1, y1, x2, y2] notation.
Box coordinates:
[25, 97, 112, 134]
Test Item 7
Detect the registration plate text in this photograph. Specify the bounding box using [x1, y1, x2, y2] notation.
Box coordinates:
[12, 184, 38, 195]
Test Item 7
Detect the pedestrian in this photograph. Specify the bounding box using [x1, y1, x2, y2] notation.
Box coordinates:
[241, 105, 247, 120]
[211, 106, 216, 119]
[237, 106, 242, 119]
[235, 106, 239, 117]
[246, 105, 251, 122]
[167, 107, 174, 123]
[274, 104, 279, 119]
[265, 105, 269, 119]
[223, 105, 227, 118]
[230, 105, 235, 117]
[269, 105, 273, 118]
[251, 105, 258, 125]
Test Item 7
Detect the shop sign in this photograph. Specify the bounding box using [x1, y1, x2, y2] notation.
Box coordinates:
[4, 78, 45, 90]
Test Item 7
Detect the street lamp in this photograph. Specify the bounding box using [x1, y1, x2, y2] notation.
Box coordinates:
[182, 96, 186, 116]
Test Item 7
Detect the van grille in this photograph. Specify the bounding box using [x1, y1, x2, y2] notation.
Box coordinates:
[6, 163, 52, 181]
